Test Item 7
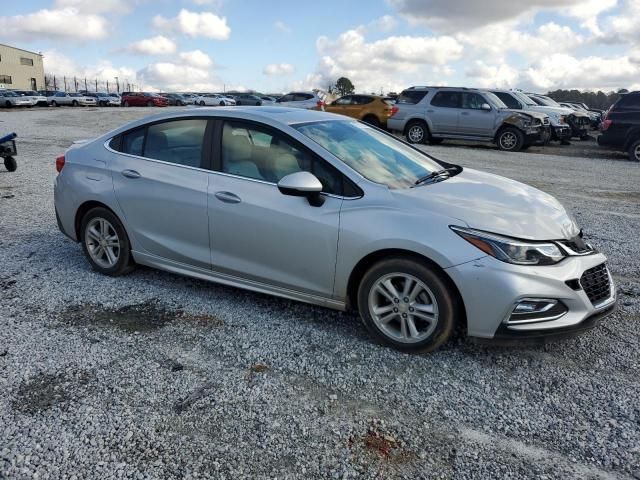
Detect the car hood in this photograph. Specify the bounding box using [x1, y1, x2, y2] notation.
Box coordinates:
[394, 168, 579, 241]
[529, 105, 574, 116]
[504, 109, 548, 122]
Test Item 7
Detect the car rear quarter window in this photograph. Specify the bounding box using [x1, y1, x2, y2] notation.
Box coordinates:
[120, 128, 145, 157]
[397, 90, 428, 105]
[431, 91, 462, 108]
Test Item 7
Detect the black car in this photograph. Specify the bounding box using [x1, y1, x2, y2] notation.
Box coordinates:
[162, 93, 187, 106]
[598, 91, 640, 161]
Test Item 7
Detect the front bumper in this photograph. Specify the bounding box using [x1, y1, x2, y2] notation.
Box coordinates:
[552, 125, 572, 141]
[445, 253, 616, 339]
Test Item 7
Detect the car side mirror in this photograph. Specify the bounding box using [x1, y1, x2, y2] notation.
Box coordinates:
[481, 103, 492, 111]
[277, 171, 325, 207]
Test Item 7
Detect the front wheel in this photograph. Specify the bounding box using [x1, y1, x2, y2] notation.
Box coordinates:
[147, 101, 154, 107]
[629, 139, 640, 162]
[200, 101, 205, 106]
[405, 121, 428, 144]
[497, 127, 524, 151]
[80, 207, 135, 276]
[123, 101, 129, 107]
[357, 258, 458, 353]
[4, 156, 17, 172]
[72, 100, 78, 107]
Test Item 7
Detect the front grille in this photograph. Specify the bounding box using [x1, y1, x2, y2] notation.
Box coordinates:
[580, 264, 611, 306]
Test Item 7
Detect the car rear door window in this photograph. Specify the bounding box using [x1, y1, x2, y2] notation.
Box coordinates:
[617, 94, 640, 108]
[431, 91, 462, 108]
[144, 119, 208, 168]
[121, 128, 145, 156]
[353, 95, 374, 105]
[294, 93, 314, 101]
[397, 90, 428, 105]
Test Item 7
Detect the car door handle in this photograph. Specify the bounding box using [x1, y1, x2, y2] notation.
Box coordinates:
[460, 112, 470, 116]
[215, 191, 241, 204]
[121, 169, 141, 179]
[426, 109, 434, 113]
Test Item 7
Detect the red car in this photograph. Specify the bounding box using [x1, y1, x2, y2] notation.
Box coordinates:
[121, 92, 168, 107]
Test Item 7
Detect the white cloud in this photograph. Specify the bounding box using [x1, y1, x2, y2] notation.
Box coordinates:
[465, 61, 520, 88]
[0, 8, 107, 40]
[152, 9, 230, 40]
[125, 35, 177, 55]
[54, 0, 131, 14]
[43, 50, 137, 86]
[601, 0, 640, 43]
[565, 0, 617, 35]
[389, 0, 580, 32]
[274, 20, 291, 33]
[263, 63, 295, 76]
[367, 15, 398, 32]
[179, 50, 213, 68]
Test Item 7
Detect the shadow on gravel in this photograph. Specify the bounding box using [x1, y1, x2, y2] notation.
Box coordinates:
[59, 300, 225, 333]
[12, 370, 95, 414]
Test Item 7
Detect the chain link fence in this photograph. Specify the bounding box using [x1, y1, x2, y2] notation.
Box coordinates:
[44, 74, 138, 94]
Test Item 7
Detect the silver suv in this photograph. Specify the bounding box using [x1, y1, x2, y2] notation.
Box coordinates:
[388, 87, 549, 152]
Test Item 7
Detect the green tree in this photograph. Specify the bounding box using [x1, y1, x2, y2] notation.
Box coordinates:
[335, 77, 355, 96]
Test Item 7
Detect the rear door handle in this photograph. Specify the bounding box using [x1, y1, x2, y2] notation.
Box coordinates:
[460, 112, 470, 116]
[121, 169, 141, 179]
[215, 191, 241, 204]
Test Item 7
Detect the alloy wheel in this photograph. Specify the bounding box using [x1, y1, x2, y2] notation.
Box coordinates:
[368, 273, 439, 343]
[634, 144, 640, 162]
[407, 125, 425, 143]
[85, 218, 121, 269]
[500, 131, 517, 150]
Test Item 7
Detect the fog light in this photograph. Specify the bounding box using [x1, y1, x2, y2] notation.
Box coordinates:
[507, 299, 567, 325]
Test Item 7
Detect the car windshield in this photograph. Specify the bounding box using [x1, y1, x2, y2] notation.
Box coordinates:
[535, 95, 561, 107]
[294, 120, 446, 189]
[512, 91, 538, 106]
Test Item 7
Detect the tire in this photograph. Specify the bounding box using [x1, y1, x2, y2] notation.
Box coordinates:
[51, 101, 58, 107]
[80, 207, 135, 277]
[580, 134, 591, 141]
[147, 101, 154, 107]
[429, 138, 444, 145]
[629, 139, 640, 162]
[219, 101, 225, 106]
[357, 257, 458, 353]
[123, 101, 130, 107]
[405, 120, 428, 144]
[72, 100, 78, 107]
[4, 156, 17, 172]
[497, 127, 525, 152]
[363, 115, 381, 128]
[4, 101, 11, 108]
[200, 101, 205, 106]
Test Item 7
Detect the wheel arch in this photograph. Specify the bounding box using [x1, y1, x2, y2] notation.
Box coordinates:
[345, 248, 467, 330]
[74, 200, 126, 242]
[402, 117, 430, 136]
[494, 123, 525, 143]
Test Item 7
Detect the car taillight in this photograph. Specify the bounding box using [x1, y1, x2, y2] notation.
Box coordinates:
[317, 100, 325, 110]
[55, 154, 65, 173]
[390, 106, 399, 117]
[602, 119, 612, 131]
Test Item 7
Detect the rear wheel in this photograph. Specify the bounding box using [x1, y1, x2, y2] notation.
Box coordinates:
[147, 100, 154, 107]
[363, 115, 380, 127]
[4, 101, 11, 108]
[497, 127, 524, 152]
[4, 156, 17, 172]
[357, 257, 458, 353]
[629, 139, 640, 162]
[72, 100, 78, 107]
[123, 101, 130, 107]
[81, 208, 135, 276]
[405, 120, 428, 144]
[200, 101, 206, 106]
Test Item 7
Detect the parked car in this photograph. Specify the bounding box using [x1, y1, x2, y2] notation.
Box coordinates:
[260, 96, 278, 105]
[0, 90, 33, 108]
[388, 87, 548, 151]
[121, 92, 168, 107]
[275, 91, 326, 109]
[44, 91, 75, 107]
[67, 93, 97, 106]
[490, 90, 571, 144]
[320, 94, 398, 128]
[559, 103, 601, 129]
[233, 94, 263, 106]
[526, 94, 590, 140]
[86, 92, 120, 107]
[11, 90, 48, 106]
[53, 107, 616, 352]
[598, 91, 640, 162]
[192, 94, 232, 106]
[162, 93, 189, 106]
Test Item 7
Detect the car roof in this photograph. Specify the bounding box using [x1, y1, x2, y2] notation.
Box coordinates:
[108, 107, 348, 138]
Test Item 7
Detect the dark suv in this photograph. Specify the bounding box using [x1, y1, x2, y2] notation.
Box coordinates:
[598, 91, 640, 161]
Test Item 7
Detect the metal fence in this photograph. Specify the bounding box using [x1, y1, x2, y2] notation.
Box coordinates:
[44, 74, 138, 94]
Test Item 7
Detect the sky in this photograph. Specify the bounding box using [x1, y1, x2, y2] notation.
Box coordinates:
[1, 0, 639, 94]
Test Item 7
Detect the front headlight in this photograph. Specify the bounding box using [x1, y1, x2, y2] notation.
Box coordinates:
[450, 226, 565, 265]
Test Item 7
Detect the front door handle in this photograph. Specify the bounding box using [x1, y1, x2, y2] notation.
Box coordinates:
[215, 191, 241, 204]
[121, 169, 141, 179]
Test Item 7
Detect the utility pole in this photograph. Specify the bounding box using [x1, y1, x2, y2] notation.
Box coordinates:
[115, 77, 119, 93]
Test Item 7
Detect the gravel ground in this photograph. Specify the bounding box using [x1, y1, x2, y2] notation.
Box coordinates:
[0, 107, 639, 480]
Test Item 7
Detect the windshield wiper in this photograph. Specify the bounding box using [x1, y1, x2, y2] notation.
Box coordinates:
[414, 167, 460, 186]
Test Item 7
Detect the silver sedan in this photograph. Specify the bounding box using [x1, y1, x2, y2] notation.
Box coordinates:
[53, 107, 616, 352]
